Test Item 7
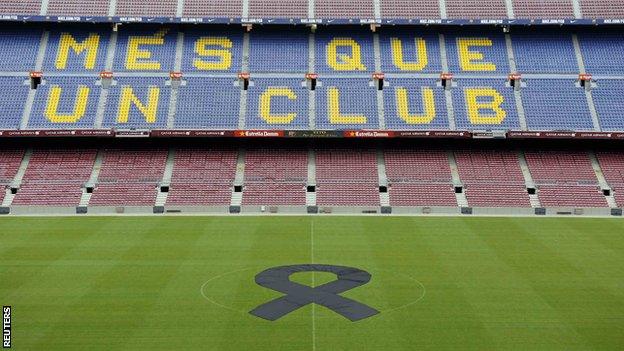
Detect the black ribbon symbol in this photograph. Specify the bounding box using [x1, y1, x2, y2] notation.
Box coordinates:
[249, 264, 379, 321]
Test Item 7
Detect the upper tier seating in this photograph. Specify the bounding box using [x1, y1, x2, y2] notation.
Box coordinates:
[446, 0, 507, 19]
[0, 1, 40, 15]
[315, 0, 374, 19]
[115, 0, 177, 16]
[2, 0, 623, 19]
[249, 0, 307, 18]
[513, 0, 575, 18]
[380, 0, 439, 19]
[581, 0, 624, 18]
[47, 1, 110, 16]
[183, 0, 242, 17]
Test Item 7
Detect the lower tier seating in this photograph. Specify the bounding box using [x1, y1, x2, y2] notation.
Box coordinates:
[389, 183, 456, 206]
[89, 183, 158, 206]
[1, 146, 621, 209]
[537, 185, 608, 208]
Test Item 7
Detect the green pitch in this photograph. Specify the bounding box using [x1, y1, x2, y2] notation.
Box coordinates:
[1, 216, 624, 350]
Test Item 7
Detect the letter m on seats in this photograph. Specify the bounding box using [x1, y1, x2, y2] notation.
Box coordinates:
[55, 33, 101, 70]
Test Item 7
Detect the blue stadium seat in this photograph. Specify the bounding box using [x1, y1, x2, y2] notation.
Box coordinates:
[452, 79, 520, 130]
[512, 32, 578, 73]
[578, 32, 624, 75]
[113, 26, 177, 72]
[175, 77, 240, 129]
[316, 78, 379, 129]
[249, 29, 308, 73]
[0, 77, 29, 129]
[0, 26, 42, 71]
[43, 28, 111, 72]
[28, 77, 98, 129]
[315, 29, 375, 74]
[592, 79, 624, 131]
[522, 79, 593, 131]
[102, 77, 170, 129]
[246, 78, 309, 129]
[182, 29, 243, 73]
[384, 79, 448, 130]
[445, 30, 509, 74]
[379, 30, 442, 73]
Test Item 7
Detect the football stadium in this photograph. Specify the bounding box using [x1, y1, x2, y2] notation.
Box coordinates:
[1, 0, 624, 350]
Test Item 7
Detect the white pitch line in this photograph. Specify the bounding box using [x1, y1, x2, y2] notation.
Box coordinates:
[311, 219, 316, 351]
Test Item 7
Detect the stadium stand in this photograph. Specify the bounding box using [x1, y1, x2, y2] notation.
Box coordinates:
[384, 149, 456, 206]
[445, 30, 510, 74]
[249, 29, 308, 73]
[580, 0, 624, 18]
[0, 77, 30, 130]
[102, 77, 170, 129]
[175, 78, 241, 129]
[383, 79, 448, 130]
[0, 1, 40, 15]
[46, 0, 110, 16]
[89, 148, 167, 206]
[167, 148, 238, 205]
[0, 1, 623, 217]
[524, 150, 607, 207]
[595, 151, 624, 207]
[522, 80, 594, 131]
[455, 150, 531, 207]
[380, 0, 440, 19]
[315, 0, 375, 19]
[1, 0, 624, 19]
[246, 78, 310, 129]
[315, 149, 379, 206]
[0, 25, 623, 133]
[43, 28, 111, 72]
[452, 79, 519, 131]
[182, 0, 242, 17]
[115, 0, 178, 17]
[28, 77, 99, 129]
[0, 27, 42, 71]
[592, 80, 624, 132]
[249, 0, 308, 18]
[512, 33, 578, 74]
[379, 30, 442, 73]
[12, 148, 96, 206]
[316, 78, 379, 130]
[0, 146, 620, 211]
[578, 31, 624, 75]
[512, 0, 576, 18]
[242, 148, 307, 205]
[446, 0, 507, 19]
[0, 149, 24, 204]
